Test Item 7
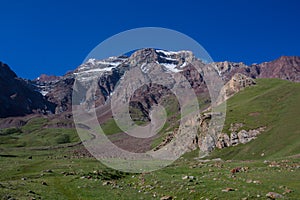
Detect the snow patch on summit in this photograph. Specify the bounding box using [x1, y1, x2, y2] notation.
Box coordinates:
[160, 63, 182, 73]
[86, 58, 123, 67]
[156, 49, 179, 56]
[80, 67, 115, 73]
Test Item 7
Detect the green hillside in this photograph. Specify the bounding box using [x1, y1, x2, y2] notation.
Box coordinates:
[0, 117, 79, 148]
[210, 78, 300, 160]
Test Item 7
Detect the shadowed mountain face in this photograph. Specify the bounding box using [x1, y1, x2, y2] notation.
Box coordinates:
[1, 49, 300, 120]
[0, 62, 56, 118]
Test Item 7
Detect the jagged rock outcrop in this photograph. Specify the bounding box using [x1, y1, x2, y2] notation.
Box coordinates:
[216, 127, 265, 149]
[196, 112, 224, 153]
[224, 73, 256, 96]
[164, 111, 266, 155]
[213, 61, 260, 81]
[218, 73, 256, 102]
[129, 48, 195, 67]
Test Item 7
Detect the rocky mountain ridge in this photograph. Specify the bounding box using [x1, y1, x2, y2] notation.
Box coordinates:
[1, 50, 299, 154]
[0, 50, 299, 123]
[39, 52, 300, 118]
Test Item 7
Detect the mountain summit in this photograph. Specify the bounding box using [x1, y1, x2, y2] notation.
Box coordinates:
[1, 50, 300, 119]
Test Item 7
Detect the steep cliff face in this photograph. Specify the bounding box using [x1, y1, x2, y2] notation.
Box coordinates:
[0, 62, 55, 118]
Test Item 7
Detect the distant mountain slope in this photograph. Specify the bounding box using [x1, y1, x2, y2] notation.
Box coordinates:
[214, 56, 300, 82]
[258, 56, 300, 81]
[0, 62, 55, 118]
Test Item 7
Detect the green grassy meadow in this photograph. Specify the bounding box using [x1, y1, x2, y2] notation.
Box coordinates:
[0, 78, 299, 199]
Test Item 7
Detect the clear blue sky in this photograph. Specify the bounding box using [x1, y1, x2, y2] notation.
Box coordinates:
[0, 0, 299, 79]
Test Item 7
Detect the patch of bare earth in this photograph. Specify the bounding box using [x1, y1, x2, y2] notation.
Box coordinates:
[108, 132, 156, 153]
[248, 112, 260, 116]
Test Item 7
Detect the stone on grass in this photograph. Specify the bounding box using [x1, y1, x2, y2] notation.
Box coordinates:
[266, 192, 283, 199]
[182, 175, 195, 180]
[160, 196, 173, 200]
[222, 188, 235, 192]
[102, 181, 112, 186]
[41, 181, 48, 186]
[284, 188, 293, 194]
[182, 175, 188, 180]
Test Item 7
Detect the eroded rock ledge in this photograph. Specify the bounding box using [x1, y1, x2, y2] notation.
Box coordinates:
[216, 125, 266, 149]
[195, 113, 266, 154]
